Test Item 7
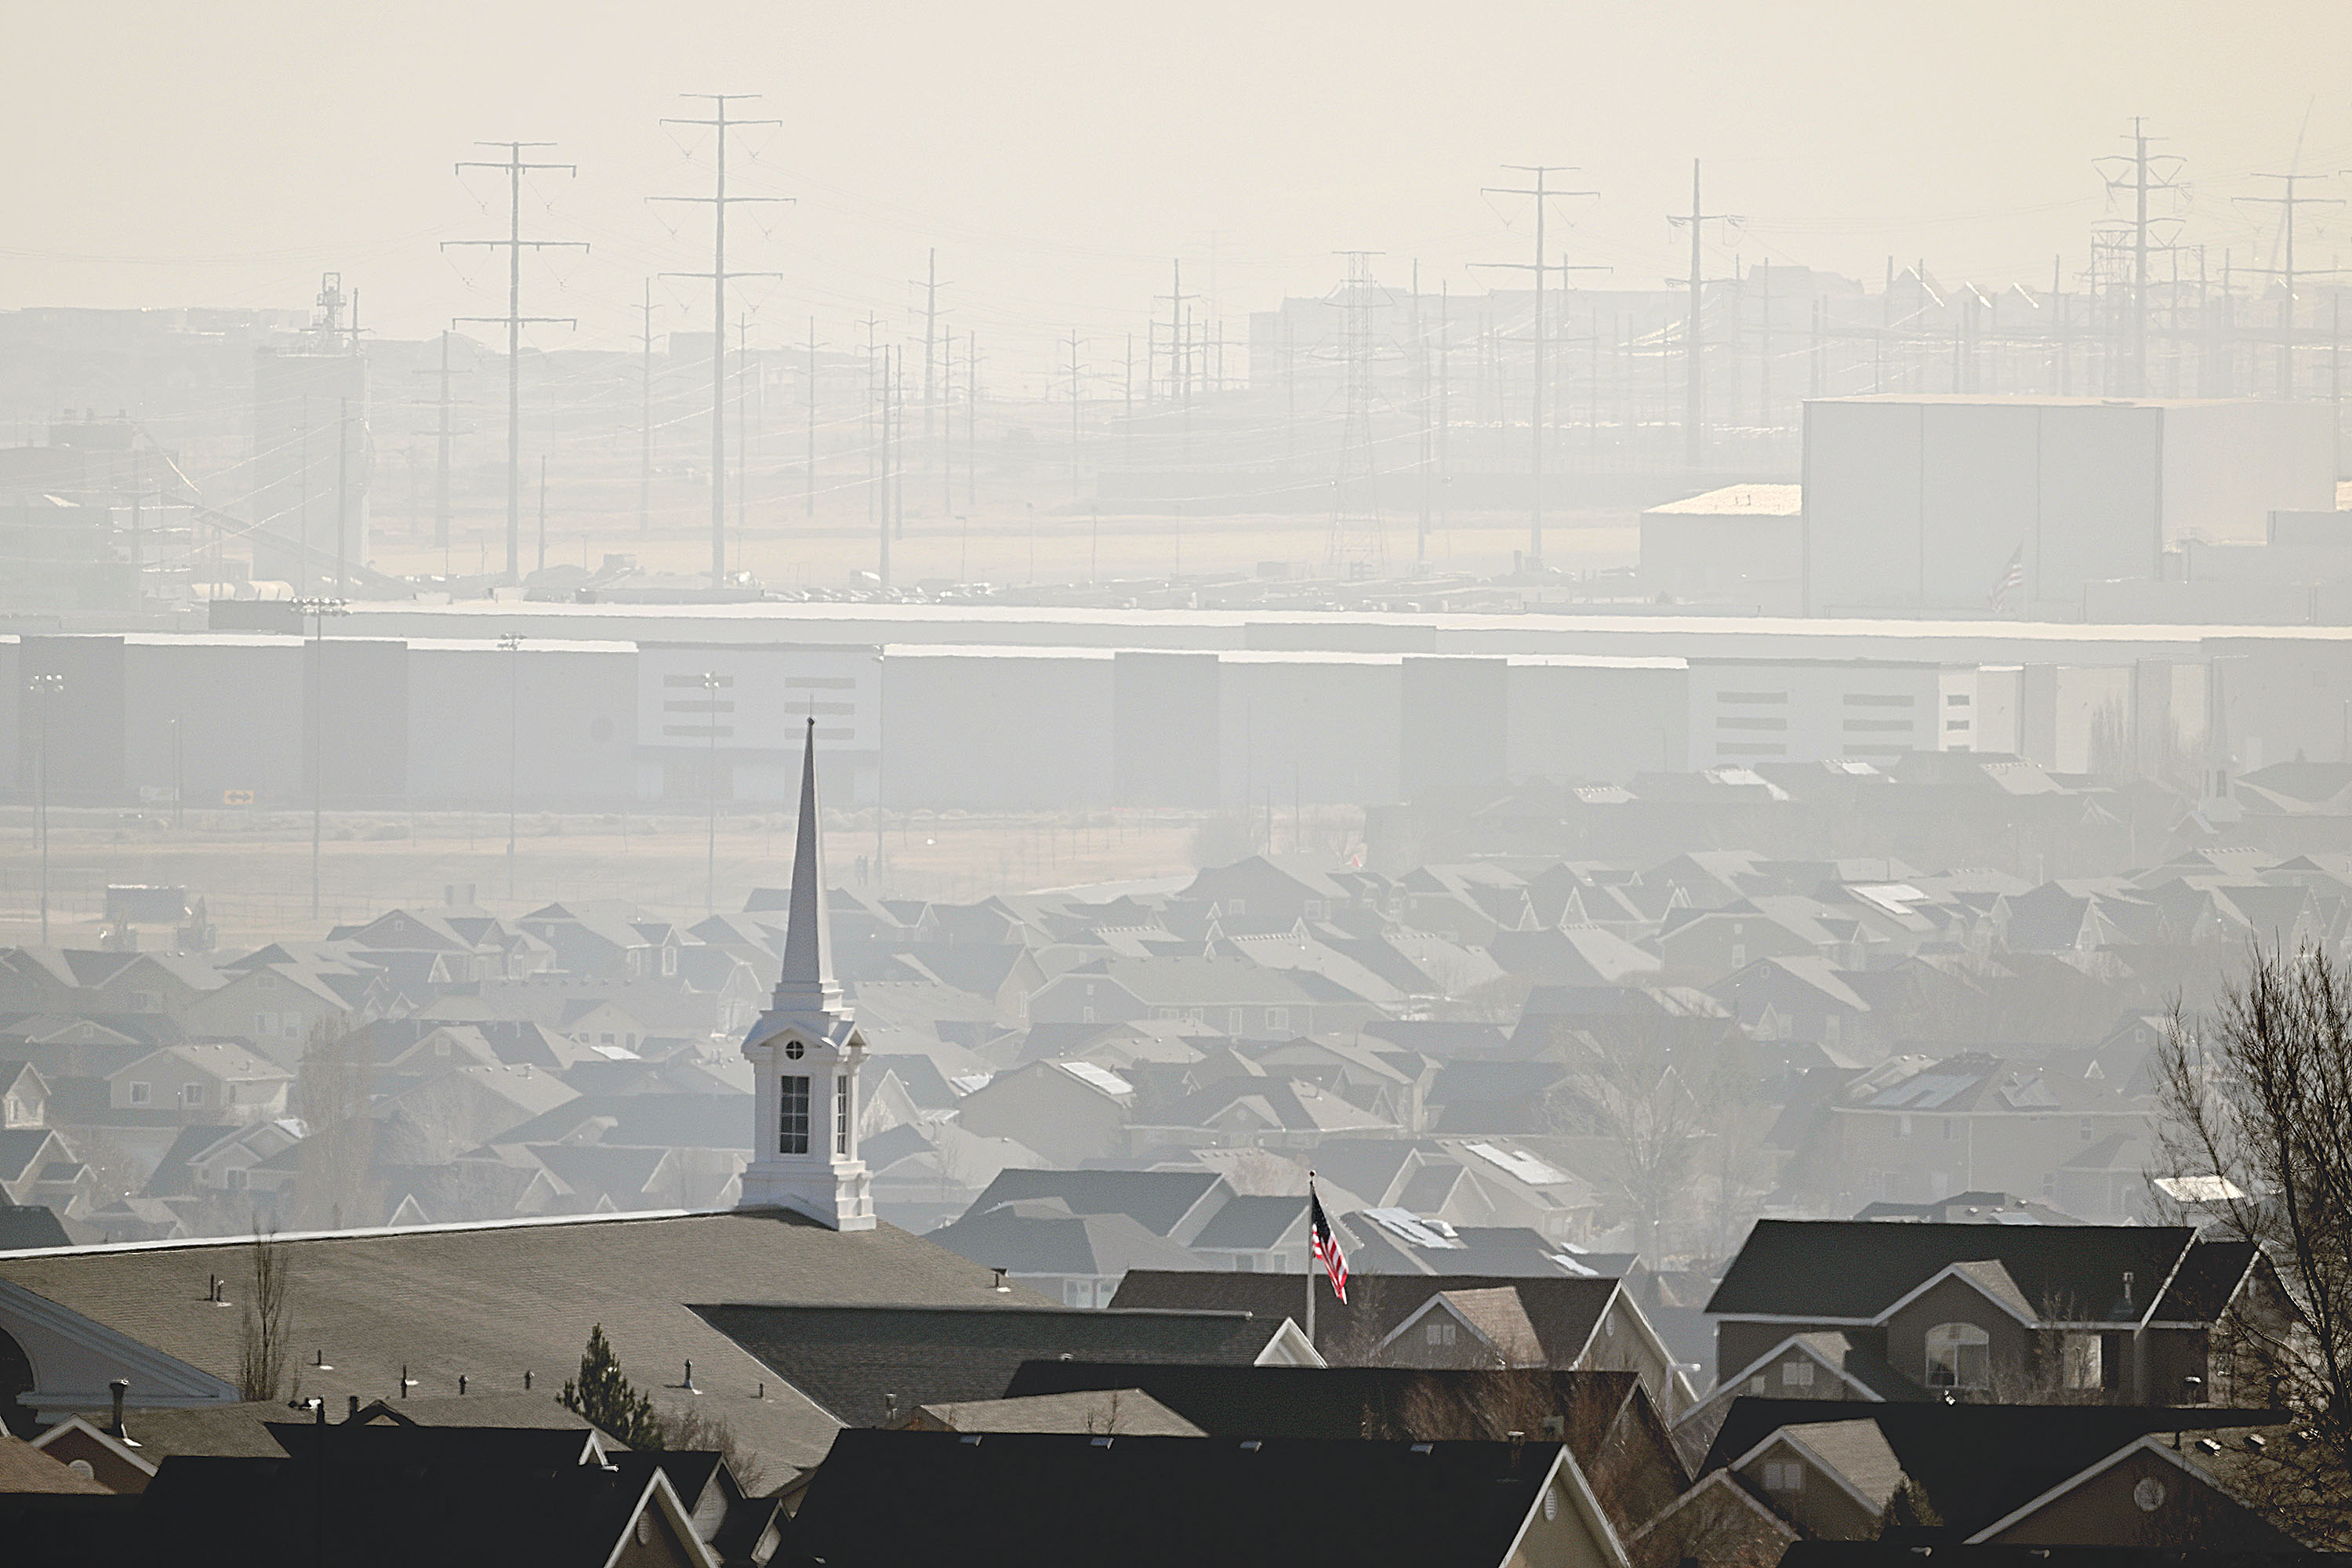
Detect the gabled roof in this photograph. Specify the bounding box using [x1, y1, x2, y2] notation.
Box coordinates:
[691, 1304, 1305, 1427]
[925, 1199, 1210, 1278]
[790, 1430, 1606, 1568]
[1696, 1399, 2285, 1541]
[965, 1168, 1227, 1239]
[1705, 1219, 2197, 1325]
[1113, 1270, 1621, 1362]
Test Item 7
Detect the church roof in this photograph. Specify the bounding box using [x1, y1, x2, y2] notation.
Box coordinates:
[0, 1208, 1050, 1475]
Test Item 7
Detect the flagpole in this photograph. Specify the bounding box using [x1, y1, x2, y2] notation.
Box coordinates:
[1305, 1172, 1317, 1350]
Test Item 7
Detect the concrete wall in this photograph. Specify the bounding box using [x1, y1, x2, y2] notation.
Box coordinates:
[1508, 658, 1689, 779]
[1114, 652, 1220, 807]
[122, 636, 306, 805]
[406, 642, 636, 808]
[885, 648, 1114, 809]
[1686, 659, 1958, 768]
[1401, 657, 1508, 798]
[1218, 654, 1399, 807]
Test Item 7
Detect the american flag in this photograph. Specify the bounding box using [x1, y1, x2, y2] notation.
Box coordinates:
[1989, 545, 2025, 614]
[1308, 1176, 1348, 1303]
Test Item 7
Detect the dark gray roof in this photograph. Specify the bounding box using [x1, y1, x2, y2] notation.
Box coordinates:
[790, 1429, 1566, 1568]
[691, 1303, 1291, 1426]
[965, 1168, 1226, 1239]
[0, 1206, 70, 1252]
[1705, 1219, 2198, 1323]
[0, 1208, 1050, 1472]
[925, 1201, 1210, 1278]
[1190, 1196, 1305, 1251]
[1110, 1271, 1618, 1364]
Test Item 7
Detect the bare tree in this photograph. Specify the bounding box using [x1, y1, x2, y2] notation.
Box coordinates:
[291, 1018, 379, 1230]
[655, 1400, 768, 1494]
[237, 1229, 292, 1402]
[1547, 1030, 1711, 1261]
[2153, 944, 2352, 1545]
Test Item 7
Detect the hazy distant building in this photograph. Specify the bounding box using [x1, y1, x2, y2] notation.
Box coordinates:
[1802, 395, 2335, 617]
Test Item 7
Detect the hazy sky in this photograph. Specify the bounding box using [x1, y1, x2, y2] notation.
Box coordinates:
[6, 2, 2350, 383]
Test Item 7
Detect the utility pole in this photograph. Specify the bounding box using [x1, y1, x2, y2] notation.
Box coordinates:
[1066, 331, 1083, 497]
[915, 249, 949, 493]
[1478, 165, 1597, 568]
[1159, 261, 1198, 405]
[294, 597, 348, 920]
[877, 344, 893, 588]
[967, 329, 979, 507]
[702, 670, 723, 914]
[334, 397, 351, 593]
[738, 313, 752, 573]
[1413, 260, 1429, 563]
[27, 672, 62, 945]
[807, 315, 823, 519]
[445, 141, 584, 585]
[501, 633, 523, 900]
[652, 94, 786, 590]
[639, 282, 658, 539]
[1668, 159, 1733, 471]
[2239, 172, 2343, 399]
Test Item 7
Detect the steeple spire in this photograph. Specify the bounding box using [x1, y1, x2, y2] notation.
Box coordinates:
[774, 717, 839, 1012]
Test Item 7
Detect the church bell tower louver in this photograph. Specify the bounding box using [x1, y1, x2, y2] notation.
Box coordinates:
[738, 718, 874, 1229]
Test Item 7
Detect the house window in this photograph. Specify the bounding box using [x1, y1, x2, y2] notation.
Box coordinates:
[836, 1074, 850, 1156]
[662, 947, 677, 978]
[1064, 1279, 1091, 1307]
[1896, 1115, 1913, 1139]
[1925, 1322, 1991, 1391]
[1265, 1007, 1288, 1033]
[225, 1168, 248, 1191]
[1425, 1321, 1458, 1346]
[2062, 1333, 2103, 1390]
[1082, 1007, 1097, 1024]
[2080, 1119, 2096, 1142]
[184, 1083, 206, 1106]
[128, 1082, 151, 1105]
[779, 1075, 811, 1155]
[1943, 1118, 1958, 1142]
[1763, 1461, 1805, 1492]
[1784, 1359, 1814, 1388]
[1229, 1008, 1245, 1033]
[1730, 944, 1746, 969]
[1228, 898, 1247, 916]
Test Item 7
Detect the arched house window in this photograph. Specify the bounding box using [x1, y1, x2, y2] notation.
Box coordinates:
[1924, 1322, 1991, 1391]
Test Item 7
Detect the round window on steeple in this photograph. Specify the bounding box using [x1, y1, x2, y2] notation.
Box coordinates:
[784, 1040, 805, 1060]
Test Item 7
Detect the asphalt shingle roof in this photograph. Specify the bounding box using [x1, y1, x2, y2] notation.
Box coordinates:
[1704, 1220, 2196, 1323]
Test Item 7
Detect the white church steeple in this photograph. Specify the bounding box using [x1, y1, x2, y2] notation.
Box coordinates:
[737, 718, 873, 1229]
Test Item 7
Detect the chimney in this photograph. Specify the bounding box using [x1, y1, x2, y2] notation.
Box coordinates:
[347, 1395, 360, 1421]
[524, 1370, 533, 1391]
[991, 1268, 1010, 1292]
[2124, 1271, 2136, 1308]
[107, 1378, 129, 1443]
[458, 1375, 468, 1396]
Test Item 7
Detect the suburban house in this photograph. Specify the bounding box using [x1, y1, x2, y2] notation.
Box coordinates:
[1703, 1221, 2278, 1409]
[102, 1044, 292, 1124]
[953, 1061, 1136, 1165]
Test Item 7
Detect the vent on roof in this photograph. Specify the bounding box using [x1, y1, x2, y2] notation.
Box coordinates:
[1240, 1440, 1261, 1451]
[1091, 1436, 1113, 1448]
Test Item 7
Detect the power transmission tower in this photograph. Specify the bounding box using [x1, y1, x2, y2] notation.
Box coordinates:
[909, 252, 952, 513]
[1476, 164, 1596, 567]
[2238, 172, 2343, 398]
[1668, 159, 1735, 471]
[1327, 251, 1388, 575]
[411, 331, 473, 558]
[2092, 119, 2187, 397]
[445, 142, 585, 584]
[652, 93, 786, 590]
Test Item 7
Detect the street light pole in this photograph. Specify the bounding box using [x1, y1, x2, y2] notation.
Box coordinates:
[501, 633, 524, 902]
[702, 670, 722, 914]
[293, 598, 349, 922]
[27, 673, 64, 946]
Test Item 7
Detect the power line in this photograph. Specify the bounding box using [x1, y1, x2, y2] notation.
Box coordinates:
[652, 93, 786, 590]
[444, 140, 586, 583]
[2092, 118, 2187, 397]
[2238, 171, 2344, 398]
